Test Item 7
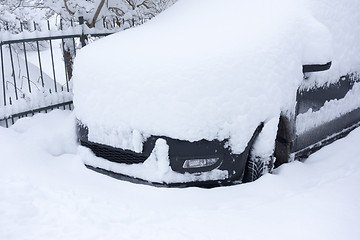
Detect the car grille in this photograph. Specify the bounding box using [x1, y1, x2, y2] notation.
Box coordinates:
[81, 140, 148, 164]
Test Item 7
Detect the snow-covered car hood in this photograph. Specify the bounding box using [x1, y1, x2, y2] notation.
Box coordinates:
[73, 0, 359, 153]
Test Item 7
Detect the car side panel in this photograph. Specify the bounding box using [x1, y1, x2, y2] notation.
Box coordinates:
[293, 73, 360, 157]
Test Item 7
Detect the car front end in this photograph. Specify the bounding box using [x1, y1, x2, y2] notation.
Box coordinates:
[77, 120, 263, 186]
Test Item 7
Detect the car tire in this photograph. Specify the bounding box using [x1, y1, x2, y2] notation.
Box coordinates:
[243, 151, 274, 183]
[242, 118, 279, 183]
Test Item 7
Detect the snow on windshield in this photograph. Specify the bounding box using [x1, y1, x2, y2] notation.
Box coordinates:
[73, 0, 360, 153]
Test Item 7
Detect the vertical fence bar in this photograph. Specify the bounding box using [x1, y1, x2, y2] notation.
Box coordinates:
[79, 17, 87, 48]
[70, 19, 77, 56]
[8, 44, 18, 100]
[34, 22, 47, 113]
[72, 38, 76, 56]
[47, 20, 58, 92]
[1, 44, 6, 106]
[60, 19, 70, 93]
[34, 22, 45, 88]
[0, 44, 9, 127]
[21, 24, 32, 93]
[9, 97, 14, 124]
[68, 19, 76, 111]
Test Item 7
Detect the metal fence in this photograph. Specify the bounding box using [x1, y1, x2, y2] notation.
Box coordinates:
[0, 17, 124, 127]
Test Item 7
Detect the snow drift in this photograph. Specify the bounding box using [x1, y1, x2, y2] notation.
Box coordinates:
[1, 110, 360, 240]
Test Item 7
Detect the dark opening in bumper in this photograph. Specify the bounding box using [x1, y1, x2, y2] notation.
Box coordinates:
[77, 121, 254, 185]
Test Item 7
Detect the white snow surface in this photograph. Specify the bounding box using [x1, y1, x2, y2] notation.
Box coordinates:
[73, 0, 360, 153]
[1, 110, 360, 240]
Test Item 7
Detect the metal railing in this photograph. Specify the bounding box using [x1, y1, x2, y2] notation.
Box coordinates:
[0, 16, 125, 127]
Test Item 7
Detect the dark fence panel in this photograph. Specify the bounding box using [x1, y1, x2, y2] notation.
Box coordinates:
[0, 17, 123, 127]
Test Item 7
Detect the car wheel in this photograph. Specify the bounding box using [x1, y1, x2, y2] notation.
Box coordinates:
[243, 152, 274, 182]
[242, 117, 279, 182]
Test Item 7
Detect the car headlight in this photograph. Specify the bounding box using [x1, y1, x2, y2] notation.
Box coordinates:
[182, 157, 220, 169]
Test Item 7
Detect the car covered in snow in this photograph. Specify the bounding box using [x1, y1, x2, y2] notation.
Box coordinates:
[73, 0, 360, 186]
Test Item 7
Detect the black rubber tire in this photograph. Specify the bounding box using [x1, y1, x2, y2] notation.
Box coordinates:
[243, 151, 274, 183]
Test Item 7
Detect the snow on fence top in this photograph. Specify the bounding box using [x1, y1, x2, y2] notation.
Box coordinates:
[0, 21, 120, 44]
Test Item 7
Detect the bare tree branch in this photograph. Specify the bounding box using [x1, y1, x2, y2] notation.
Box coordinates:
[63, 0, 75, 16]
[89, 0, 106, 28]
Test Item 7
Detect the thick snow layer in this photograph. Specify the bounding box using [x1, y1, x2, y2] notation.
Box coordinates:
[1, 111, 360, 240]
[73, 0, 360, 154]
[296, 82, 360, 135]
[302, 0, 360, 87]
[251, 117, 279, 159]
[0, 90, 72, 120]
[71, 0, 314, 153]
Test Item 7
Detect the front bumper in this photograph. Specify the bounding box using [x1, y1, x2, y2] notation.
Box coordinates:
[77, 121, 256, 186]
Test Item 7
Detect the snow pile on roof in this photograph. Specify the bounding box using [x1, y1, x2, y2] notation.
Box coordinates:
[303, 0, 360, 87]
[73, 0, 360, 153]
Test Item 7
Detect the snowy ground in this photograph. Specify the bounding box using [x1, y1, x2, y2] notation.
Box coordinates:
[1, 110, 360, 240]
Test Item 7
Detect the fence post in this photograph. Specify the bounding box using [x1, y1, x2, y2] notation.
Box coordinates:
[1, 44, 7, 107]
[79, 16, 87, 48]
